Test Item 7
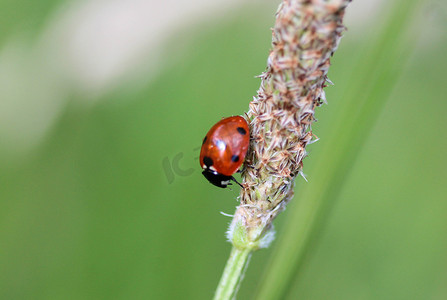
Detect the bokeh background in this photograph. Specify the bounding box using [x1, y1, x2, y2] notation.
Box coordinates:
[1, 0, 446, 299]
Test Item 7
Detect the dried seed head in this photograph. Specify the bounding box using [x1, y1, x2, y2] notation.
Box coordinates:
[228, 0, 351, 249]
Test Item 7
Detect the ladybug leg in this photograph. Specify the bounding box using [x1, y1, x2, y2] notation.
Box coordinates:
[238, 164, 247, 173]
[230, 176, 244, 188]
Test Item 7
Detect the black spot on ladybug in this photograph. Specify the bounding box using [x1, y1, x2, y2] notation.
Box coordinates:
[237, 127, 247, 135]
[231, 155, 240, 162]
[202, 136, 207, 145]
[203, 156, 213, 167]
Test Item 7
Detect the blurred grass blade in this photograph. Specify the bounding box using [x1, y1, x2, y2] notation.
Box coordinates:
[255, 1, 422, 299]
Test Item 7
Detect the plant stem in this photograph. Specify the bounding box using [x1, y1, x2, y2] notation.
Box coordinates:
[214, 246, 252, 300]
[214, 0, 351, 298]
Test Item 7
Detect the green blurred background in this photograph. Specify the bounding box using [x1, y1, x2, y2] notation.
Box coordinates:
[0, 0, 446, 299]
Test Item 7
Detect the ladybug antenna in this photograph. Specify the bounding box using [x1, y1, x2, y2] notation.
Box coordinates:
[231, 176, 243, 188]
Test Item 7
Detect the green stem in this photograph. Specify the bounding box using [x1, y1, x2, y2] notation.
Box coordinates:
[214, 246, 252, 300]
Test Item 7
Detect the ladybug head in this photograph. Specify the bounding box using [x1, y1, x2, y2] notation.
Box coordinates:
[202, 169, 233, 188]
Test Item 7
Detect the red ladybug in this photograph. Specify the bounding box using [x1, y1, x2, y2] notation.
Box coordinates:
[200, 116, 250, 188]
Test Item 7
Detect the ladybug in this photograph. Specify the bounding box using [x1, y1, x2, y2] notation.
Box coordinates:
[200, 116, 250, 188]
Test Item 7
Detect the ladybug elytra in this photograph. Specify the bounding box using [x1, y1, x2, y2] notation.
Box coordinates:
[199, 116, 250, 188]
